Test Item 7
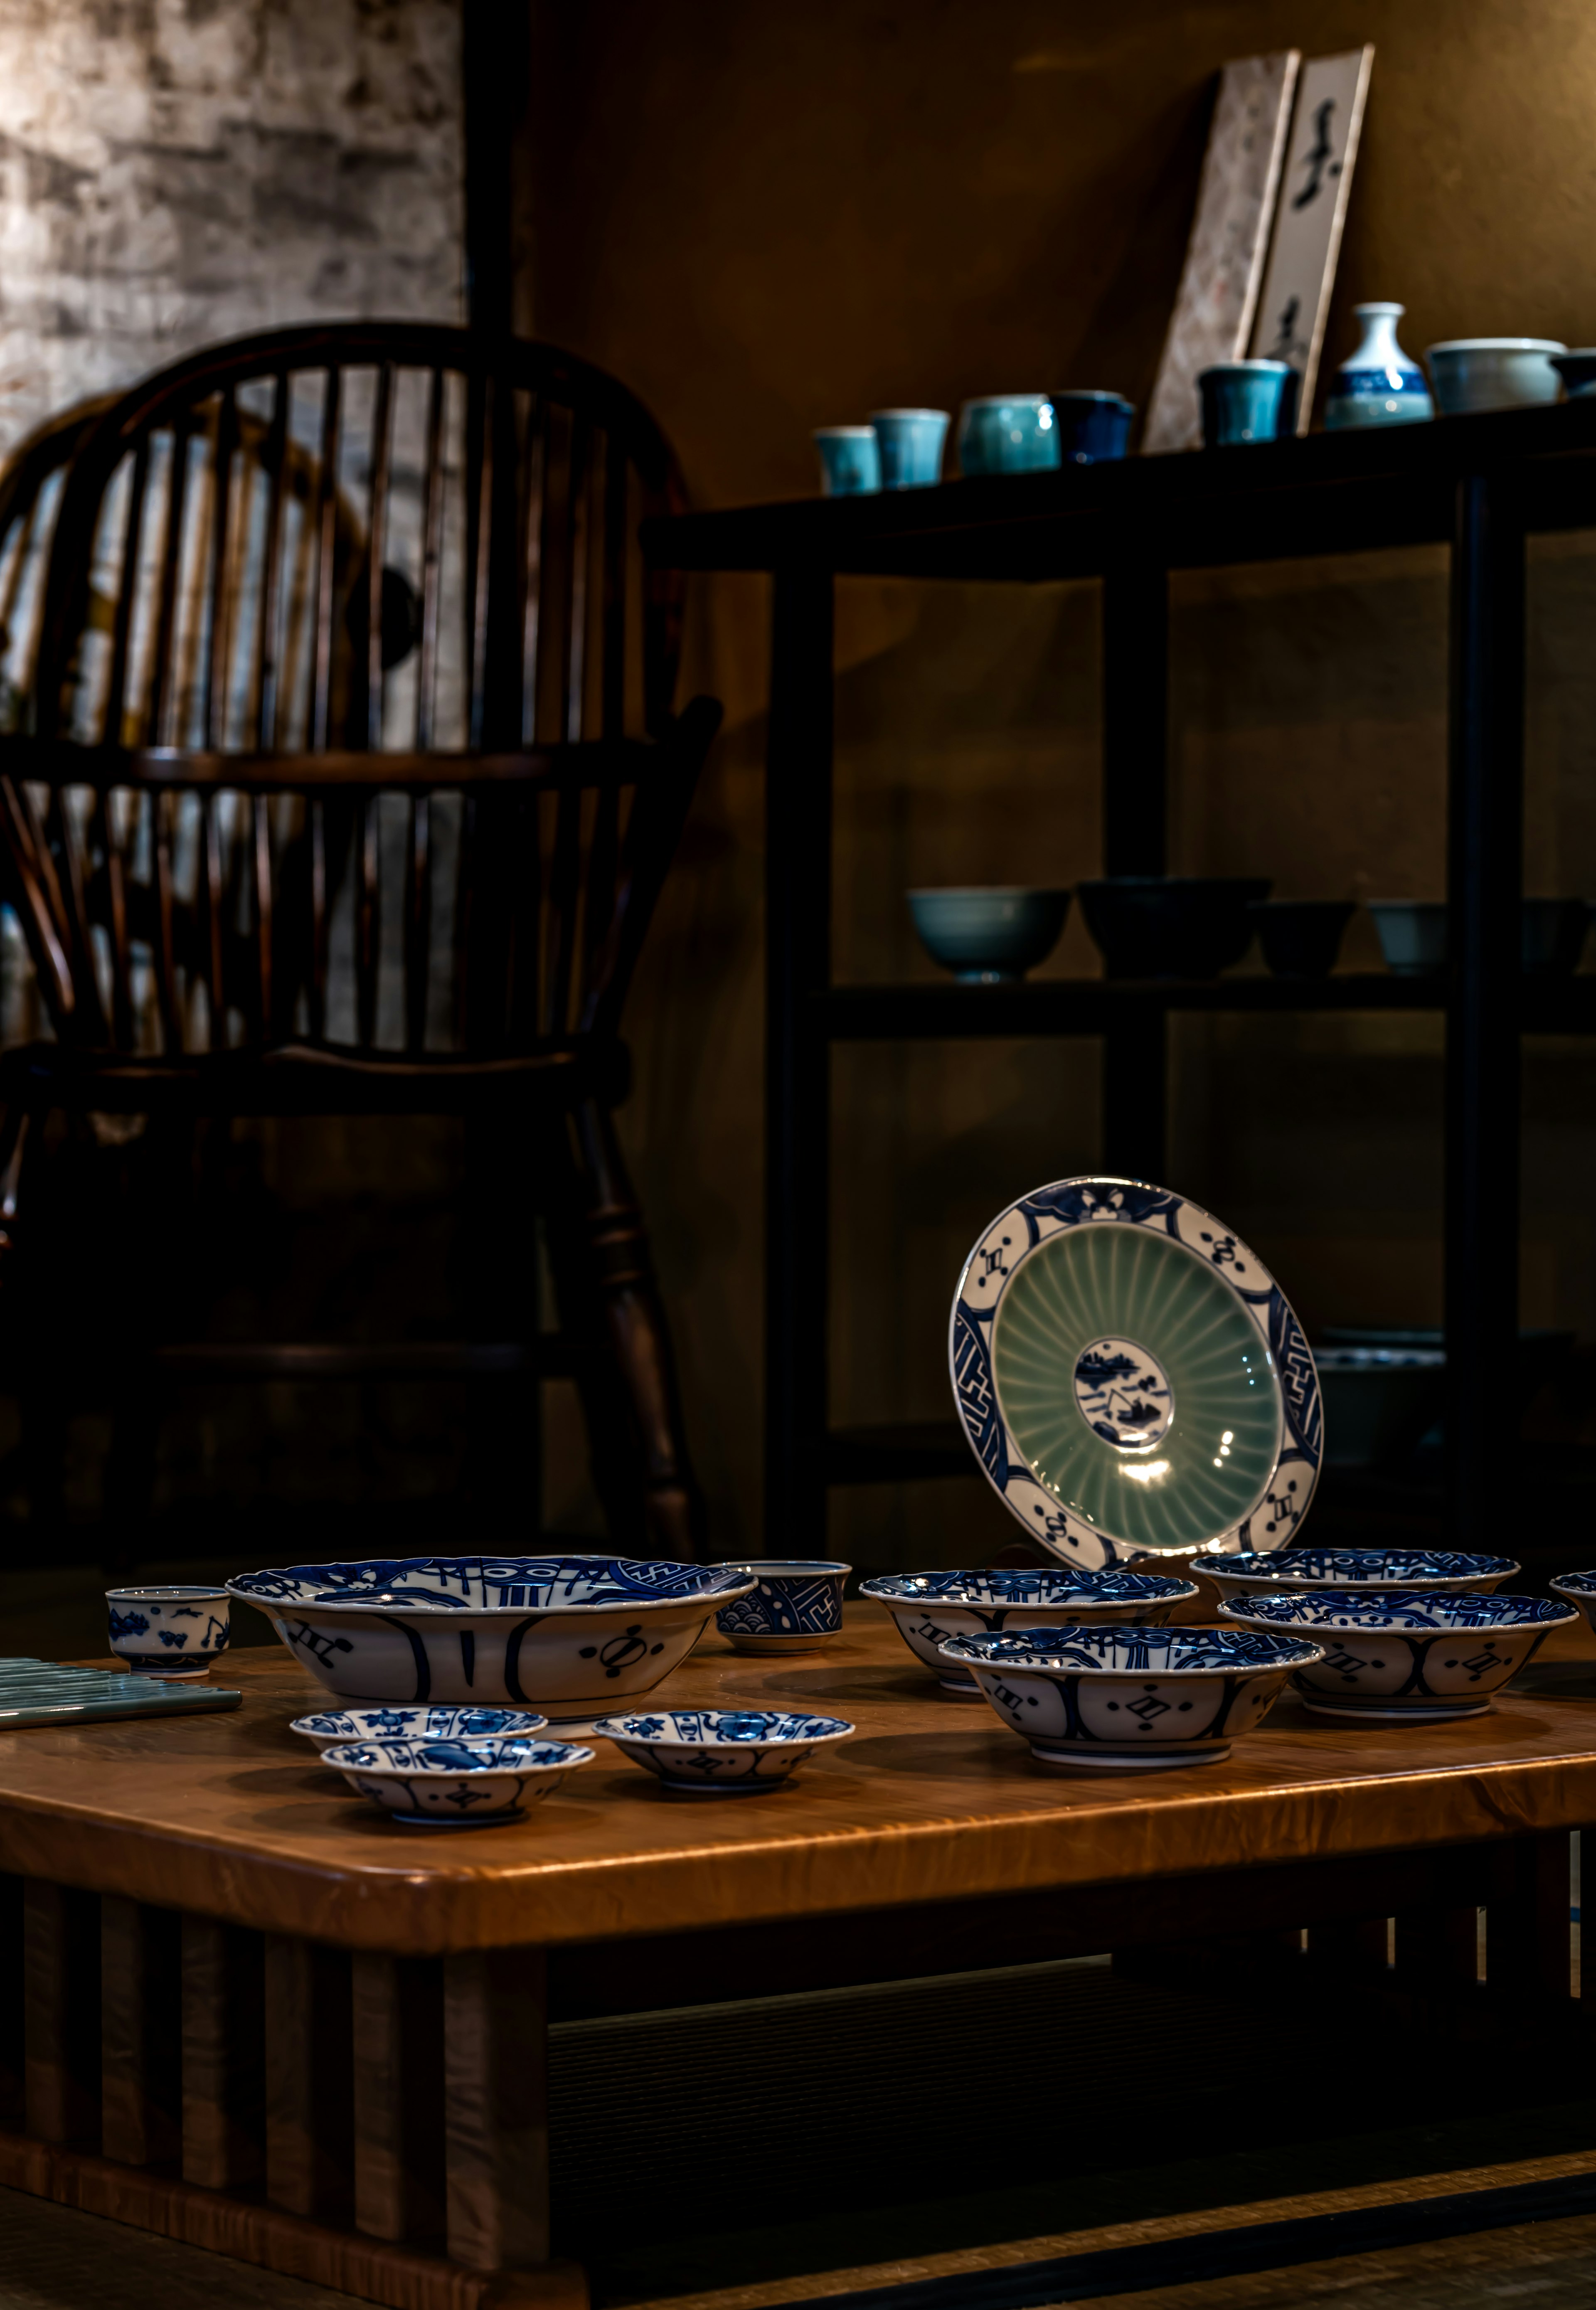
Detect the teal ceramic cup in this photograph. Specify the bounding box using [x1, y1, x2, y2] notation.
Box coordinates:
[868, 407, 950, 490]
[908, 887, 1071, 983]
[956, 394, 1060, 476]
[813, 426, 881, 496]
[1198, 361, 1292, 447]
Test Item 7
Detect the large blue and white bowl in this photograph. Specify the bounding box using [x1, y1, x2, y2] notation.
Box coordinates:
[1549, 1571, 1596, 1638]
[1217, 1589, 1577, 1721]
[228, 1556, 758, 1719]
[939, 1625, 1320, 1771]
[593, 1709, 855, 1795]
[290, 1703, 548, 1752]
[1192, 1549, 1519, 1601]
[860, 1568, 1198, 1696]
[321, 1735, 593, 1827]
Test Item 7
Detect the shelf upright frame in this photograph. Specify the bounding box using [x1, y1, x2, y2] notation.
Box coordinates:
[1101, 556, 1170, 1181]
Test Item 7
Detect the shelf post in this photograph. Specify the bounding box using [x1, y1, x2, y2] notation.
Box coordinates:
[1446, 469, 1524, 1542]
[1101, 560, 1169, 1179]
[766, 567, 835, 1553]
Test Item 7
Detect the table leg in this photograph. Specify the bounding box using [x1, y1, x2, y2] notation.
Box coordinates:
[443, 1946, 549, 2271]
[23, 1879, 99, 2145]
[101, 1896, 181, 2167]
[1305, 1916, 1390, 1970]
[1486, 1830, 1572, 1997]
[265, 1932, 353, 2218]
[352, 1950, 446, 2243]
[0, 1872, 20, 2128]
[182, 1914, 264, 2190]
[1394, 1903, 1480, 1982]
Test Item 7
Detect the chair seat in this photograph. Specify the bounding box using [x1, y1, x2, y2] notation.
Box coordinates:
[0, 1037, 631, 1117]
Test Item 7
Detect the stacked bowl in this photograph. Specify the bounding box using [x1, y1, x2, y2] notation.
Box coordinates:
[860, 1566, 1198, 1697]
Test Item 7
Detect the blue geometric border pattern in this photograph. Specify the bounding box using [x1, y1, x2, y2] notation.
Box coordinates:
[229, 1556, 750, 1612]
[946, 1175, 1322, 1575]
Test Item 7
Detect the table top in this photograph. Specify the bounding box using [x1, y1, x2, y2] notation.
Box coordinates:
[0, 1607, 1593, 1955]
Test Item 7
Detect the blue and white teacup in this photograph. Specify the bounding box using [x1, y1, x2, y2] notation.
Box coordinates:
[867, 407, 950, 489]
[813, 426, 882, 495]
[106, 1585, 230, 1679]
[714, 1560, 851, 1654]
[1199, 360, 1293, 447]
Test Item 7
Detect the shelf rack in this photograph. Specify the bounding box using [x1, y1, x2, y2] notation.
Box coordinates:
[644, 400, 1596, 1556]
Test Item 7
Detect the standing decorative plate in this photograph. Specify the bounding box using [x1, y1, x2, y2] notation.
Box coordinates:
[950, 1177, 1320, 1570]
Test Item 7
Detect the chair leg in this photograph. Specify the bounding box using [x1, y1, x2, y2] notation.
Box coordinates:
[549, 1101, 705, 1561]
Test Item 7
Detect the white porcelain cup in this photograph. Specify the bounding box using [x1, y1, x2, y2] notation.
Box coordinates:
[106, 1585, 231, 1678]
[1424, 338, 1566, 415]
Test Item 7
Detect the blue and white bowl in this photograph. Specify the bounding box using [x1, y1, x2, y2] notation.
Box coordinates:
[227, 1556, 758, 1719]
[714, 1561, 852, 1654]
[1547, 1571, 1596, 1638]
[290, 1703, 548, 1752]
[106, 1585, 231, 1678]
[940, 1625, 1320, 1771]
[320, 1735, 593, 1827]
[1192, 1549, 1520, 1602]
[1217, 1589, 1577, 1722]
[593, 1709, 855, 1795]
[860, 1568, 1198, 1696]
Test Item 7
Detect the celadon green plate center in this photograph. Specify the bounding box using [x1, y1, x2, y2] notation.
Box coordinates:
[991, 1225, 1281, 1553]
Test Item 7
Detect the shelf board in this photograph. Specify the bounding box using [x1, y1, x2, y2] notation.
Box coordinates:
[818, 975, 1596, 1040]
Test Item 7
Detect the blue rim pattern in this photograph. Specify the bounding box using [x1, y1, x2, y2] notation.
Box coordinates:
[1194, 1548, 1518, 1583]
[593, 1710, 852, 1745]
[291, 1705, 547, 1741]
[949, 1177, 1320, 1571]
[941, 1626, 1322, 1672]
[860, 1569, 1196, 1606]
[229, 1555, 751, 1613]
[322, 1736, 582, 1771]
[1220, 1589, 1576, 1631]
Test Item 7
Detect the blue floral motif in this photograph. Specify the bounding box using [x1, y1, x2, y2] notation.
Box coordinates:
[861, 1570, 1193, 1606]
[596, 1709, 850, 1745]
[232, 1555, 748, 1612]
[943, 1626, 1320, 1672]
[1224, 1588, 1572, 1631]
[951, 1303, 1007, 1491]
[108, 1608, 150, 1639]
[1198, 1548, 1517, 1583]
[1017, 1179, 1180, 1241]
[1269, 1292, 1322, 1465]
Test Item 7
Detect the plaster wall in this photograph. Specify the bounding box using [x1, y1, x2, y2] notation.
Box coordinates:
[526, 0, 1596, 1562]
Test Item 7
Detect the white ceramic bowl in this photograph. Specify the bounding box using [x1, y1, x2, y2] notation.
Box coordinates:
[1424, 338, 1565, 415]
[290, 1703, 548, 1751]
[593, 1708, 855, 1795]
[321, 1734, 593, 1826]
[1217, 1588, 1577, 1721]
[1191, 1549, 1520, 1601]
[228, 1555, 758, 1719]
[940, 1624, 1321, 1771]
[860, 1568, 1198, 1696]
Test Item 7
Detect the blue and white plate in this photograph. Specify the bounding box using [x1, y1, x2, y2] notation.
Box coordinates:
[859, 1567, 1197, 1694]
[1192, 1548, 1519, 1600]
[951, 1177, 1320, 1570]
[940, 1625, 1321, 1771]
[1217, 1588, 1577, 1721]
[227, 1555, 757, 1717]
[593, 1708, 855, 1795]
[290, 1704, 548, 1752]
[321, 1734, 593, 1826]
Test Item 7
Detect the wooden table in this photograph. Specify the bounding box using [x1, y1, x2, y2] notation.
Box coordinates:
[1, 1606, 1593, 2308]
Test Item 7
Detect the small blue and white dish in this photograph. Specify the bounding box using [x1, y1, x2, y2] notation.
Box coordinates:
[860, 1568, 1197, 1695]
[941, 1625, 1320, 1772]
[1050, 391, 1134, 463]
[1324, 303, 1433, 431]
[290, 1703, 548, 1752]
[106, 1585, 231, 1679]
[714, 1561, 851, 1654]
[1548, 1571, 1596, 1637]
[320, 1734, 593, 1827]
[813, 426, 882, 496]
[1217, 1589, 1577, 1722]
[957, 394, 1060, 477]
[593, 1709, 855, 1795]
[908, 887, 1071, 983]
[227, 1555, 758, 1717]
[1192, 1549, 1519, 1601]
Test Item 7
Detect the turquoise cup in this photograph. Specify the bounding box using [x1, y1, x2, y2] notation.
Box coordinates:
[868, 407, 950, 490]
[1198, 361, 1293, 447]
[813, 426, 882, 496]
[956, 394, 1060, 476]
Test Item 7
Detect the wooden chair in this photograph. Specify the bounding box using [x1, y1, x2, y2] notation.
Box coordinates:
[0, 322, 718, 1560]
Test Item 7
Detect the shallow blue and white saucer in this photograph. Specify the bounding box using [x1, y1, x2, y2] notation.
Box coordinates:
[1217, 1589, 1576, 1721]
[1192, 1548, 1519, 1601]
[321, 1734, 593, 1825]
[291, 1704, 548, 1752]
[950, 1177, 1321, 1571]
[593, 1708, 855, 1795]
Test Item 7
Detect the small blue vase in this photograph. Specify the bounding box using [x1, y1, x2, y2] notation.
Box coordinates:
[1051, 391, 1134, 464]
[813, 427, 881, 495]
[1198, 362, 1292, 447]
[1325, 303, 1433, 430]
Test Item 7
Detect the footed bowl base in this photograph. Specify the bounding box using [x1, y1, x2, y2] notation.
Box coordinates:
[656, 1776, 793, 1796]
[1029, 1741, 1230, 1773]
[388, 1808, 526, 1829]
[1300, 1694, 1493, 1724]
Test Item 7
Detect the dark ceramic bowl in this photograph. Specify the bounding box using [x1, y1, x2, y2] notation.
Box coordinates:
[1076, 877, 1271, 978]
[1369, 898, 1589, 976]
[1248, 899, 1355, 979]
[908, 887, 1071, 982]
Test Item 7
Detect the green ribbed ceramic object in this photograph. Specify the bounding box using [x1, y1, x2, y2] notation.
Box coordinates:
[991, 1226, 1281, 1554]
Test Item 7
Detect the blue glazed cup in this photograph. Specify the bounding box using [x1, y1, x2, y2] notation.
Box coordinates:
[868, 407, 950, 490]
[106, 1585, 231, 1679]
[813, 426, 882, 496]
[1050, 391, 1135, 464]
[1198, 361, 1293, 447]
[956, 395, 1060, 476]
[714, 1560, 852, 1654]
